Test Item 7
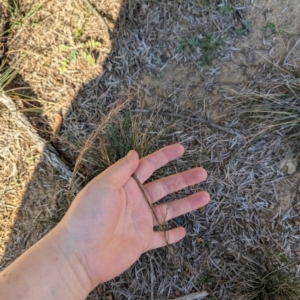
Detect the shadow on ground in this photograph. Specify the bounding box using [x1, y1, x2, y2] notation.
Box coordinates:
[1, 1, 205, 299]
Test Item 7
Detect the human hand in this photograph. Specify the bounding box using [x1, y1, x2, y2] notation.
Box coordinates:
[54, 144, 210, 290]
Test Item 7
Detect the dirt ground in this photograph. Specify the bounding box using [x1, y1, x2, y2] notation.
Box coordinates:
[1, 0, 300, 299]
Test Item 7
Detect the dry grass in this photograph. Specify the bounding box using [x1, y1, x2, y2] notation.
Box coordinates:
[228, 246, 300, 300]
[0, 111, 40, 260]
[1, 0, 300, 299]
[5, 0, 116, 122]
[234, 69, 300, 154]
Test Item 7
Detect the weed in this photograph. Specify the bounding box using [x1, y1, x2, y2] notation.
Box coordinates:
[27, 154, 39, 165]
[199, 34, 223, 65]
[65, 99, 170, 200]
[59, 39, 102, 72]
[265, 22, 285, 36]
[219, 4, 233, 15]
[177, 37, 199, 54]
[236, 23, 252, 35]
[177, 34, 222, 64]
[150, 71, 164, 80]
[74, 26, 83, 38]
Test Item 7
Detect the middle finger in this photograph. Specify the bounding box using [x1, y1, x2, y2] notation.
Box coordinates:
[144, 167, 207, 203]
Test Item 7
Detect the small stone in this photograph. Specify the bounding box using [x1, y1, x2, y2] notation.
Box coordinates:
[198, 205, 206, 213]
[293, 218, 300, 226]
[295, 205, 300, 212]
[52, 113, 63, 135]
[210, 88, 218, 96]
[174, 290, 180, 296]
[196, 237, 203, 243]
[279, 157, 298, 175]
[174, 215, 185, 225]
[106, 295, 113, 300]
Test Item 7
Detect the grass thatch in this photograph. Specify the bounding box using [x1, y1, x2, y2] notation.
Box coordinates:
[229, 247, 300, 300]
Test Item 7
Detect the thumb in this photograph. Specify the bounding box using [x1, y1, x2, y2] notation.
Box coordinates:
[103, 150, 139, 187]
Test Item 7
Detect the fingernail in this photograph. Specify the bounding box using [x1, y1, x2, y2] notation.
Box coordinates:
[127, 150, 133, 157]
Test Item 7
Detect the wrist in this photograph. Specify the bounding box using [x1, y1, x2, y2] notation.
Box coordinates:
[51, 224, 95, 295]
[0, 224, 93, 300]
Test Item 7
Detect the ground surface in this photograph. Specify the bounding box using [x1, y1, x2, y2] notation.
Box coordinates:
[1, 0, 300, 299]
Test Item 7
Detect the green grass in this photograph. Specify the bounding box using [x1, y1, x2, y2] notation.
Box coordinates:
[235, 23, 252, 35]
[264, 22, 285, 36]
[177, 34, 222, 65]
[3, 0, 44, 32]
[0, 66, 18, 92]
[219, 4, 233, 15]
[66, 101, 171, 202]
[80, 107, 165, 182]
[199, 34, 223, 64]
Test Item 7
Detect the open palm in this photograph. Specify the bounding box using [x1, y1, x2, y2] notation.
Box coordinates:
[57, 144, 210, 287]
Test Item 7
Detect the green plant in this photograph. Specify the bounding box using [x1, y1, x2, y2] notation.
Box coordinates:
[177, 34, 222, 64]
[150, 71, 164, 80]
[81, 107, 164, 182]
[265, 22, 285, 36]
[0, 66, 18, 92]
[59, 39, 102, 72]
[4, 0, 44, 31]
[236, 23, 252, 35]
[219, 4, 233, 15]
[198, 0, 216, 10]
[74, 26, 83, 38]
[199, 34, 223, 65]
[177, 37, 200, 54]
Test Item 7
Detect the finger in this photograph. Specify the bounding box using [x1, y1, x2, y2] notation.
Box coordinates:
[103, 150, 139, 187]
[134, 144, 184, 183]
[152, 191, 210, 225]
[150, 227, 186, 250]
[144, 167, 207, 203]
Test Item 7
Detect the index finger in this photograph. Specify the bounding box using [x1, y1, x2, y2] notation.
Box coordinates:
[133, 144, 185, 183]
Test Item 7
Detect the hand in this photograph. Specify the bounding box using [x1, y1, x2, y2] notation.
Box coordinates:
[55, 144, 210, 289]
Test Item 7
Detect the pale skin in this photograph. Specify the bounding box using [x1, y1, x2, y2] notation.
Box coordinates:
[0, 144, 210, 300]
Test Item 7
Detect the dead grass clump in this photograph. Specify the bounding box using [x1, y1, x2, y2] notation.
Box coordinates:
[229, 247, 300, 300]
[232, 69, 300, 154]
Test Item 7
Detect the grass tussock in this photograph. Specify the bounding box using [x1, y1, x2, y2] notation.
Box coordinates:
[92, 108, 162, 170]
[68, 99, 169, 201]
[0, 65, 18, 92]
[234, 69, 300, 154]
[230, 248, 300, 300]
